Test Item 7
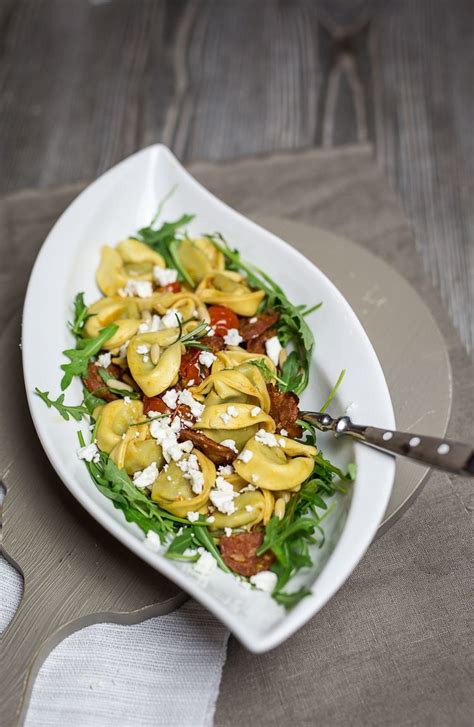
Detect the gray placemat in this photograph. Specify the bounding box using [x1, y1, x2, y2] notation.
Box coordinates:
[183, 146, 473, 727]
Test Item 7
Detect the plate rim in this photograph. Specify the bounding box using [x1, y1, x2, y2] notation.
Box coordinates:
[21, 143, 395, 652]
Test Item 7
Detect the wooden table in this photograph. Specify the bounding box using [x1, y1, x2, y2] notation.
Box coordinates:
[0, 0, 471, 350]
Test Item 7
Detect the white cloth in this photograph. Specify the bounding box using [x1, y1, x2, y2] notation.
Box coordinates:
[0, 555, 228, 726]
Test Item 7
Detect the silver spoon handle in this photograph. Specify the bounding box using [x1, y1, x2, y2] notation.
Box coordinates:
[301, 414, 474, 476]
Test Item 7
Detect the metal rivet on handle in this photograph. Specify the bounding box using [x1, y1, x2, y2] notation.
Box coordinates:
[409, 437, 421, 447]
[437, 443, 450, 455]
[383, 432, 393, 441]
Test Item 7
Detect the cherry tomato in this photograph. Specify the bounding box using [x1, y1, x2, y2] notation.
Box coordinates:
[179, 349, 202, 386]
[161, 281, 181, 293]
[208, 305, 240, 337]
[143, 395, 169, 416]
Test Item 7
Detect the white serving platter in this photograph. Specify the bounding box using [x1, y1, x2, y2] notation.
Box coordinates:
[22, 144, 395, 652]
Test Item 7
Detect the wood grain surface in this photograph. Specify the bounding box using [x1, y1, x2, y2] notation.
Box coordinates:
[0, 0, 471, 351]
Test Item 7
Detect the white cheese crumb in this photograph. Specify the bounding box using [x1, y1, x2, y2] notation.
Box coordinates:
[250, 406, 261, 417]
[161, 308, 182, 328]
[178, 389, 205, 419]
[220, 412, 231, 425]
[217, 464, 234, 475]
[187, 379, 195, 387]
[136, 344, 150, 355]
[245, 505, 254, 513]
[255, 429, 278, 447]
[206, 516, 215, 524]
[187, 511, 200, 523]
[144, 530, 162, 553]
[238, 448, 253, 463]
[162, 388, 178, 409]
[241, 483, 257, 492]
[138, 314, 163, 334]
[119, 341, 130, 357]
[249, 316, 258, 323]
[250, 570, 278, 593]
[123, 396, 131, 405]
[177, 453, 204, 494]
[224, 527, 232, 537]
[209, 476, 239, 514]
[278, 438, 286, 447]
[194, 551, 217, 576]
[133, 461, 158, 489]
[251, 474, 260, 483]
[220, 439, 238, 454]
[119, 280, 153, 298]
[149, 416, 194, 463]
[265, 335, 283, 366]
[77, 442, 100, 463]
[280, 428, 288, 437]
[198, 350, 217, 368]
[95, 352, 112, 368]
[223, 328, 243, 346]
[143, 355, 150, 363]
[153, 266, 178, 287]
[226, 405, 239, 418]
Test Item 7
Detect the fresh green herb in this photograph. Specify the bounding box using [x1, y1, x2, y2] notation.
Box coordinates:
[320, 369, 346, 413]
[137, 213, 196, 287]
[175, 320, 212, 351]
[69, 292, 93, 338]
[82, 387, 105, 416]
[247, 358, 284, 385]
[164, 523, 232, 573]
[207, 233, 319, 394]
[35, 388, 89, 422]
[60, 325, 118, 391]
[272, 586, 312, 608]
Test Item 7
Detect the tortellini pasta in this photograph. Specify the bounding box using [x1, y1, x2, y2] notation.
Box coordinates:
[127, 329, 182, 397]
[234, 436, 317, 491]
[211, 349, 276, 376]
[151, 290, 210, 326]
[208, 490, 266, 531]
[84, 296, 142, 349]
[177, 237, 225, 285]
[110, 434, 164, 475]
[95, 400, 146, 453]
[151, 450, 215, 517]
[96, 239, 165, 296]
[190, 362, 271, 412]
[196, 271, 265, 316]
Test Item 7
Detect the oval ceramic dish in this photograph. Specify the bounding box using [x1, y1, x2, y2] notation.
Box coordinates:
[22, 145, 395, 652]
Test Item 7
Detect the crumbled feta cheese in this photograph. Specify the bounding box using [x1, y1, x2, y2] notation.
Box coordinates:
[245, 505, 254, 513]
[177, 453, 204, 494]
[133, 461, 158, 489]
[278, 438, 286, 447]
[187, 511, 200, 523]
[249, 317, 258, 323]
[224, 527, 232, 537]
[250, 570, 278, 593]
[220, 412, 231, 425]
[255, 429, 279, 447]
[251, 474, 260, 483]
[144, 530, 162, 553]
[250, 406, 261, 417]
[162, 388, 178, 409]
[223, 328, 243, 346]
[198, 350, 217, 368]
[206, 516, 215, 524]
[161, 308, 182, 328]
[77, 442, 100, 463]
[194, 551, 217, 576]
[138, 314, 163, 334]
[187, 379, 195, 387]
[209, 476, 239, 514]
[119, 280, 153, 298]
[280, 428, 288, 437]
[149, 416, 194, 463]
[136, 344, 150, 355]
[95, 352, 112, 368]
[177, 389, 205, 419]
[123, 396, 131, 405]
[241, 483, 256, 492]
[238, 448, 253, 463]
[226, 405, 239, 418]
[217, 464, 234, 475]
[119, 341, 130, 357]
[143, 355, 150, 363]
[265, 335, 283, 366]
[220, 439, 238, 453]
[153, 266, 178, 287]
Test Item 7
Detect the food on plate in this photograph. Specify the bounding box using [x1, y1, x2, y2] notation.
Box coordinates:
[35, 204, 354, 607]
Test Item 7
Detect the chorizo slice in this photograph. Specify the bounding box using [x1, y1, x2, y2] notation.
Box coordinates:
[246, 327, 277, 354]
[267, 383, 302, 438]
[178, 429, 235, 466]
[205, 335, 226, 353]
[240, 310, 280, 342]
[219, 531, 275, 577]
[83, 361, 121, 402]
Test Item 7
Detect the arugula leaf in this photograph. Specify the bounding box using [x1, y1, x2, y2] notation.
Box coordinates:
[60, 324, 118, 390]
[82, 387, 105, 416]
[69, 292, 93, 338]
[207, 234, 318, 394]
[137, 214, 196, 287]
[320, 368, 346, 413]
[35, 388, 89, 421]
[192, 525, 232, 574]
[273, 587, 312, 608]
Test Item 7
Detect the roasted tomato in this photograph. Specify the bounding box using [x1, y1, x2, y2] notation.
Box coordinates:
[143, 395, 170, 416]
[219, 531, 275, 577]
[179, 348, 202, 386]
[161, 281, 181, 293]
[208, 305, 240, 337]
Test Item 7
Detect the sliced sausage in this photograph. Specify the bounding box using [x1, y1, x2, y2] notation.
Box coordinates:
[205, 335, 226, 353]
[240, 310, 279, 342]
[267, 383, 302, 438]
[246, 327, 277, 354]
[178, 429, 235, 465]
[219, 531, 275, 577]
[83, 361, 121, 402]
